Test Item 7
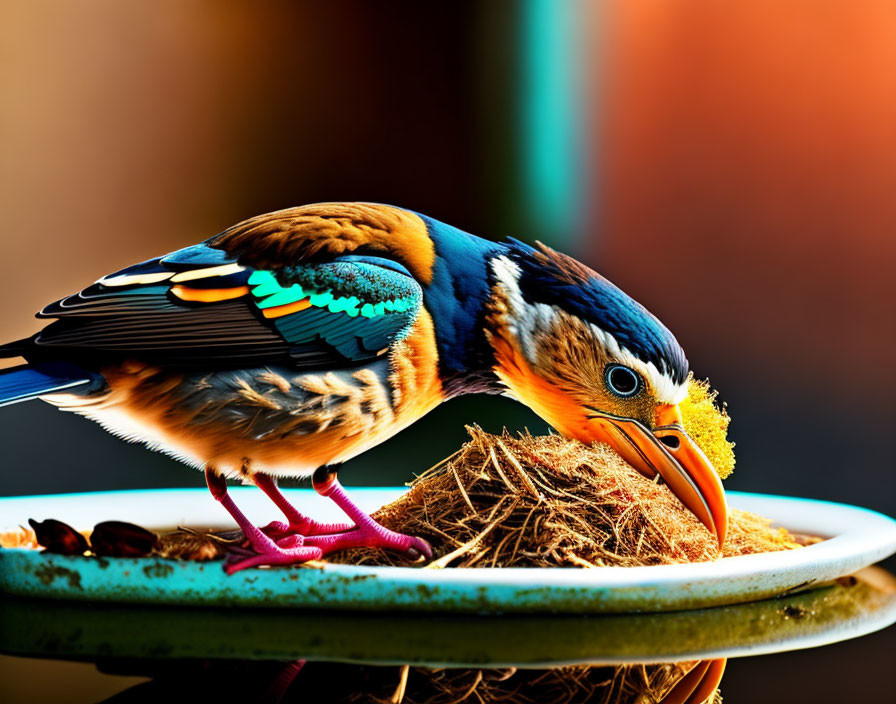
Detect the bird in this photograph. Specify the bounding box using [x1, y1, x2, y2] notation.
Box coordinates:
[0, 202, 727, 572]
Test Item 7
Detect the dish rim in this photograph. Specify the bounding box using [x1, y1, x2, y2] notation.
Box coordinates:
[1, 488, 895, 614]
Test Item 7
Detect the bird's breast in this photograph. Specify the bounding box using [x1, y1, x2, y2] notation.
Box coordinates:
[45, 310, 445, 480]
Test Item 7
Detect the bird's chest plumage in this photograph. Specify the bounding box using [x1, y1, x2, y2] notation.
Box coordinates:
[46, 311, 444, 479]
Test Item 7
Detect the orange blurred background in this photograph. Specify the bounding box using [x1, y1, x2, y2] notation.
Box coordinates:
[601, 0, 896, 396]
[598, 0, 896, 519]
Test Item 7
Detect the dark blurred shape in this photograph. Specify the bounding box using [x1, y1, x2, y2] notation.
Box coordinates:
[95, 659, 721, 704]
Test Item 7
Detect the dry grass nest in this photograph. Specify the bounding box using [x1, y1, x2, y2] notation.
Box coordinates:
[333, 377, 802, 568]
[302, 661, 722, 704]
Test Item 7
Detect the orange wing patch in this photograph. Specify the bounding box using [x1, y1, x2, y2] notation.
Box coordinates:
[261, 298, 312, 318]
[170, 285, 250, 303]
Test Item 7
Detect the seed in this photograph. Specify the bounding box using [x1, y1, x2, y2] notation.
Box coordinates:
[90, 521, 158, 557]
[28, 518, 89, 555]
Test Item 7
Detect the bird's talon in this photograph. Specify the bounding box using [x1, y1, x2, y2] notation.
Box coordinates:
[409, 536, 433, 559]
[302, 525, 432, 560]
[298, 519, 356, 536]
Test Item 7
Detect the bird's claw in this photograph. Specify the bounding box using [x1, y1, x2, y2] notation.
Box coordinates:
[246, 522, 307, 549]
[406, 536, 433, 560]
[232, 525, 430, 567]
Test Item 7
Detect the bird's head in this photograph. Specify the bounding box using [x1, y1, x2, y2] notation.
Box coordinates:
[485, 240, 728, 545]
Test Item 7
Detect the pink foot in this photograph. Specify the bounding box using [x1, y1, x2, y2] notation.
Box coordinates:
[304, 524, 432, 558]
[305, 478, 432, 559]
[205, 468, 323, 574]
[253, 474, 353, 539]
[260, 517, 354, 542]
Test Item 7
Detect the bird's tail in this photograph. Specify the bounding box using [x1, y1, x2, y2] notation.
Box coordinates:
[0, 361, 104, 407]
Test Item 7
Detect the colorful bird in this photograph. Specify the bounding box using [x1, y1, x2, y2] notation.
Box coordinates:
[0, 203, 727, 571]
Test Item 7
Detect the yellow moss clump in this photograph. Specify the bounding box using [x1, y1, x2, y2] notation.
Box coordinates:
[680, 376, 736, 479]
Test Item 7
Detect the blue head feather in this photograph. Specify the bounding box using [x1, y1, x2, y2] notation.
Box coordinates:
[503, 239, 689, 385]
[414, 215, 505, 389]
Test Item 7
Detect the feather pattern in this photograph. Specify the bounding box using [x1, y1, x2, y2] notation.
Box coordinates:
[208, 203, 437, 284]
[0, 202, 697, 488]
[503, 239, 689, 385]
[33, 240, 422, 369]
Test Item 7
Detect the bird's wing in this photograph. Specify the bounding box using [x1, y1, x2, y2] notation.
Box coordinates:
[33, 242, 422, 368]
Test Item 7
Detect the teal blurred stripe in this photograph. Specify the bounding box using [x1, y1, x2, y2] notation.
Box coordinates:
[520, 0, 585, 249]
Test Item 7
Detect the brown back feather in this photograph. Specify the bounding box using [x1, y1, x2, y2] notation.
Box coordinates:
[208, 202, 436, 284]
[529, 241, 595, 285]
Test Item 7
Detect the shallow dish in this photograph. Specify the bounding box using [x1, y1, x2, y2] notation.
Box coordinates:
[1, 488, 895, 614]
[2, 567, 894, 666]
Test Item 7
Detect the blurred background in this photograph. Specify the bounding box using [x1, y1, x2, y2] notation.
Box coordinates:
[1, 1, 894, 702]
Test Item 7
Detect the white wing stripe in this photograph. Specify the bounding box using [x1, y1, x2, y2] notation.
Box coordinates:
[170, 263, 246, 282]
[98, 272, 174, 286]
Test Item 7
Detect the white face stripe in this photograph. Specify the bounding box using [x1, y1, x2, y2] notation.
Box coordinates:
[490, 255, 688, 406]
[491, 256, 535, 360]
[491, 256, 560, 364]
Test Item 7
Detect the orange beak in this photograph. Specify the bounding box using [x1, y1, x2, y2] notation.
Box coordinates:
[583, 404, 729, 546]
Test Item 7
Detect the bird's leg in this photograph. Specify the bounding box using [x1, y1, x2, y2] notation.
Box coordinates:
[252, 473, 354, 539]
[302, 465, 432, 559]
[262, 660, 306, 704]
[205, 467, 322, 574]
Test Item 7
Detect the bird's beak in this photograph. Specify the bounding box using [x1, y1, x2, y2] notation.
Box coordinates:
[584, 404, 728, 546]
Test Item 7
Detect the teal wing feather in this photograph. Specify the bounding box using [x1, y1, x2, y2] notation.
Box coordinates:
[247, 257, 421, 359]
[33, 244, 422, 368]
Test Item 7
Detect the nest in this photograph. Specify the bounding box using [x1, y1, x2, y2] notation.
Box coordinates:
[294, 662, 722, 704]
[328, 377, 796, 568]
[333, 426, 798, 569]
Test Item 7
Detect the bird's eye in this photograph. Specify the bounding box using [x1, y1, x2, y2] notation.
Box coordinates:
[605, 364, 641, 398]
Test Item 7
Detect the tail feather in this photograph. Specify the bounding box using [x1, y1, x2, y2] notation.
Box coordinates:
[0, 362, 104, 407]
[0, 337, 37, 359]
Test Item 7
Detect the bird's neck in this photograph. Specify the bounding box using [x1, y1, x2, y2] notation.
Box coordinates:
[415, 214, 507, 398]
